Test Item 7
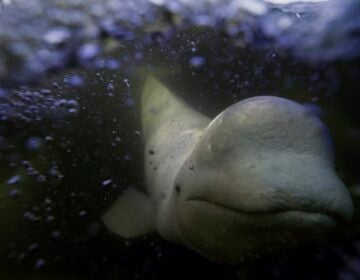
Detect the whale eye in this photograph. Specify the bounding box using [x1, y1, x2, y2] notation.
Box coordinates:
[175, 184, 181, 194]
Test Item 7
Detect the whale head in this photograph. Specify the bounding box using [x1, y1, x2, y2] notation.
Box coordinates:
[103, 78, 353, 264]
[173, 96, 353, 263]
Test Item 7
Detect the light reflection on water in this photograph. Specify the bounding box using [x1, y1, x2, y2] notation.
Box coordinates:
[266, 0, 328, 3]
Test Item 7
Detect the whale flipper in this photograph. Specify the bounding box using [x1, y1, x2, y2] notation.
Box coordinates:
[102, 188, 156, 238]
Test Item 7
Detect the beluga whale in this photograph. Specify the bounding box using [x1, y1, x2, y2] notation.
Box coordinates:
[103, 76, 353, 264]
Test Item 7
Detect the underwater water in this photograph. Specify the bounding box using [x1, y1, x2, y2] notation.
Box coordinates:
[0, 0, 360, 279]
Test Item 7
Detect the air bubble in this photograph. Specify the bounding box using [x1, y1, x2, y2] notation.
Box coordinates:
[68, 108, 78, 114]
[44, 198, 52, 204]
[64, 75, 84, 87]
[77, 43, 100, 61]
[51, 230, 61, 239]
[6, 175, 21, 185]
[107, 83, 115, 91]
[102, 179, 113, 187]
[125, 98, 135, 107]
[78, 210, 87, 216]
[45, 136, 54, 142]
[40, 89, 51, 95]
[106, 59, 120, 69]
[23, 211, 40, 222]
[123, 79, 130, 87]
[8, 189, 21, 198]
[37, 175, 47, 183]
[123, 154, 132, 161]
[34, 258, 46, 269]
[43, 28, 70, 45]
[46, 215, 55, 222]
[28, 243, 39, 252]
[189, 56, 206, 69]
[25, 137, 43, 151]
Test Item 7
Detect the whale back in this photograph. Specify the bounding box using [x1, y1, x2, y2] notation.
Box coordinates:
[141, 76, 210, 242]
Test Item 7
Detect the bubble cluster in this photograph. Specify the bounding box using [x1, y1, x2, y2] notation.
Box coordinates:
[0, 0, 359, 84]
[0, 87, 80, 123]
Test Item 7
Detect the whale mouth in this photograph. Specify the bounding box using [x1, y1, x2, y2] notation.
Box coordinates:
[177, 199, 340, 262]
[185, 199, 342, 229]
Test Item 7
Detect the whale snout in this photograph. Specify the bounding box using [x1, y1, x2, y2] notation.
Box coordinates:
[174, 152, 353, 263]
[182, 152, 353, 225]
[176, 152, 353, 236]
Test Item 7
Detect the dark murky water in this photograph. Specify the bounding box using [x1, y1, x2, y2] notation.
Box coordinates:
[0, 0, 360, 279]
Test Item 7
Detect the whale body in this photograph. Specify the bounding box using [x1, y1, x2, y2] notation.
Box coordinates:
[103, 76, 353, 263]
